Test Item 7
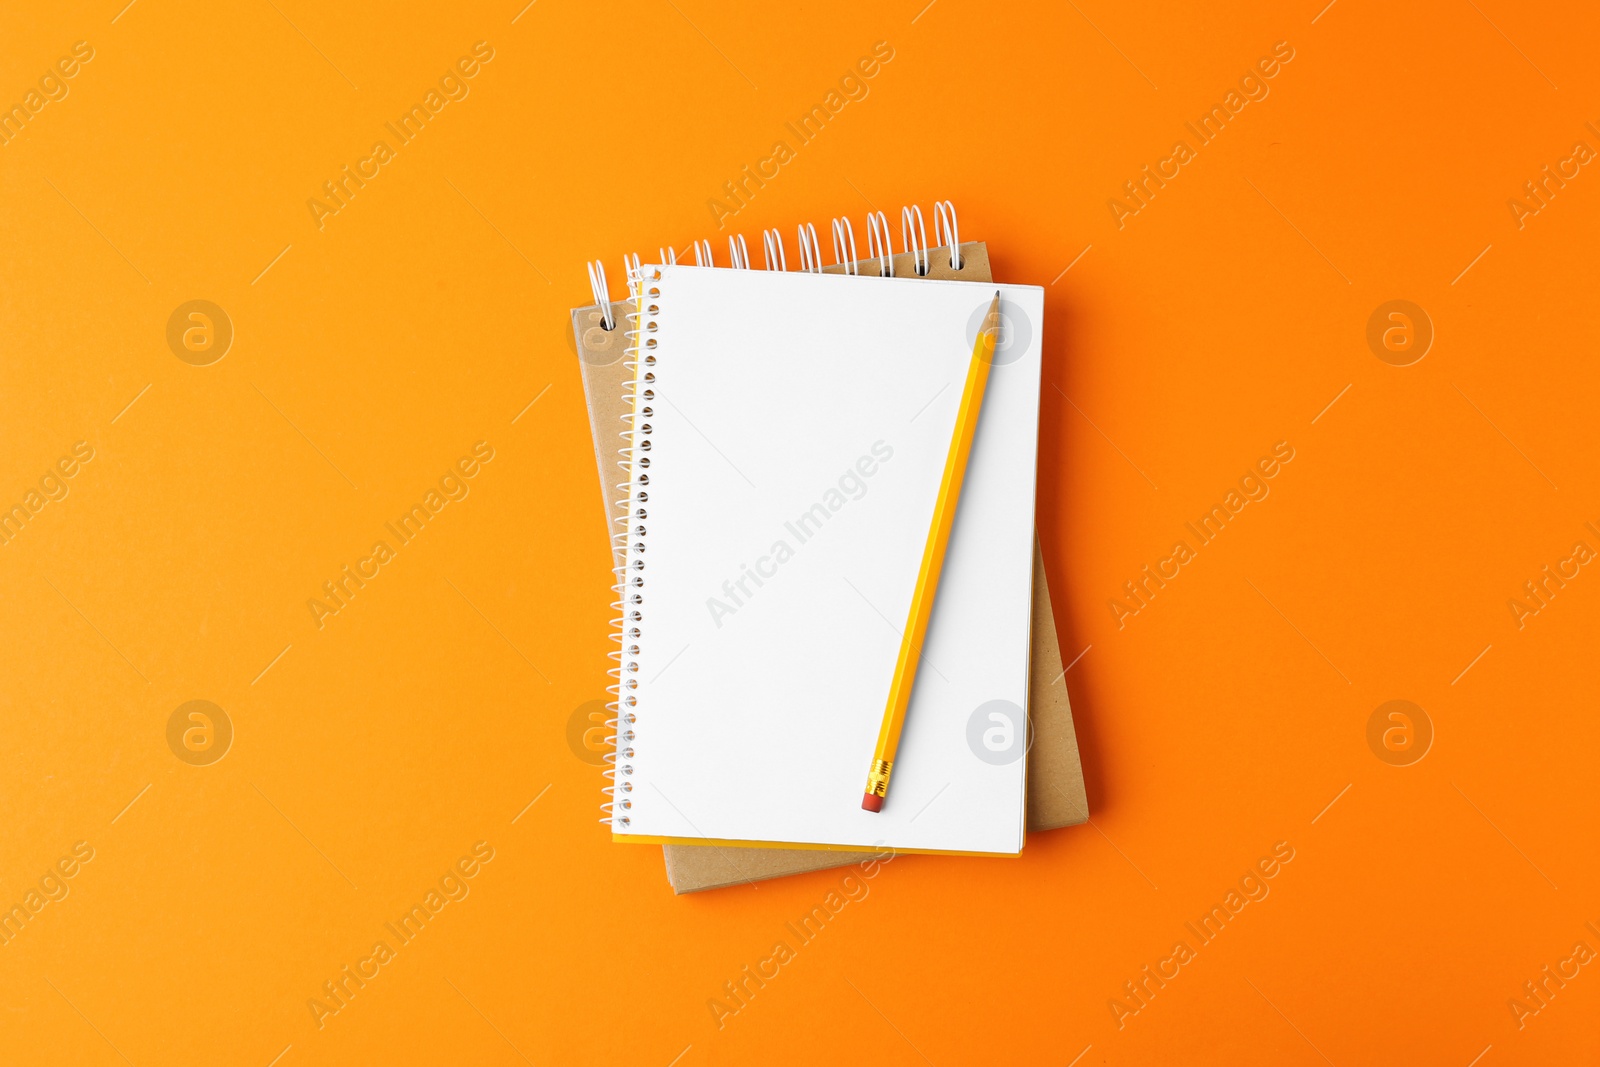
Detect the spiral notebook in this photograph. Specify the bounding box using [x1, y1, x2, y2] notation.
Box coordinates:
[574, 206, 1088, 885]
[599, 240, 1044, 854]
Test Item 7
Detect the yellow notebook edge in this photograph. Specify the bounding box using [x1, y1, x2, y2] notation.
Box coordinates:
[612, 833, 1020, 859]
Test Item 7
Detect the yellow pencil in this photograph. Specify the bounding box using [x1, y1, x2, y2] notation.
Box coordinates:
[863, 290, 1003, 812]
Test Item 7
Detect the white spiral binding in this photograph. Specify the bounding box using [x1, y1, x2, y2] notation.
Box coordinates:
[796, 222, 822, 273]
[588, 201, 958, 295]
[831, 217, 859, 275]
[587, 260, 615, 329]
[602, 258, 664, 828]
[934, 200, 961, 270]
[866, 211, 893, 277]
[592, 201, 967, 827]
[901, 204, 929, 276]
[762, 228, 786, 271]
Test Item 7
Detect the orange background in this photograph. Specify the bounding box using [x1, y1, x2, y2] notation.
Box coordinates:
[3, 1, 1598, 1064]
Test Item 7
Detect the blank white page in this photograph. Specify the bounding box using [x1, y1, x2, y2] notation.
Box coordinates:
[615, 265, 1043, 855]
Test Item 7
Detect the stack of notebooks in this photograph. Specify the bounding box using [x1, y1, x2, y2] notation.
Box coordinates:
[572, 202, 1087, 893]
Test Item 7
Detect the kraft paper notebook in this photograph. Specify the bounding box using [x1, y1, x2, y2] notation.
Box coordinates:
[573, 207, 1088, 887]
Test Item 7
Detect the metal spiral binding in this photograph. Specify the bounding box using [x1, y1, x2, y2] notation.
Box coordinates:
[933, 200, 962, 270]
[830, 217, 859, 275]
[601, 259, 663, 829]
[598, 200, 958, 290]
[688, 201, 954, 277]
[762, 228, 786, 271]
[901, 204, 929, 276]
[865, 211, 893, 277]
[587, 260, 616, 329]
[796, 222, 822, 273]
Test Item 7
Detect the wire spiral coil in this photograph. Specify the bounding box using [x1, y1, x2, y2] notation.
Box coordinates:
[602, 259, 664, 829]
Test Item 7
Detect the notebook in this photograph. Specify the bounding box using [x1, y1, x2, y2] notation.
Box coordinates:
[574, 207, 1089, 888]
[606, 257, 1044, 855]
